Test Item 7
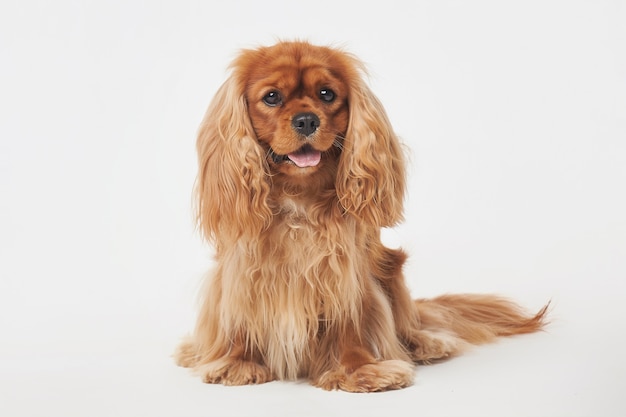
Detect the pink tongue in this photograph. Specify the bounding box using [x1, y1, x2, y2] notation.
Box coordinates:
[287, 149, 321, 168]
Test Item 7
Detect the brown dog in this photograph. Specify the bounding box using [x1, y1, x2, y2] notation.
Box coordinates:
[175, 41, 548, 392]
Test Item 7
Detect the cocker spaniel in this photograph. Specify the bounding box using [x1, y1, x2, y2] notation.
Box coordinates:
[175, 41, 548, 392]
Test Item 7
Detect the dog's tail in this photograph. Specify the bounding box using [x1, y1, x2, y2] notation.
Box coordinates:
[412, 294, 549, 358]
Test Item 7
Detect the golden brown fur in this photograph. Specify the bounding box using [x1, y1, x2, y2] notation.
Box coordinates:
[175, 41, 548, 392]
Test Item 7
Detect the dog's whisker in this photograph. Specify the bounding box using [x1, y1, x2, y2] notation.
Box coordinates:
[332, 137, 345, 150]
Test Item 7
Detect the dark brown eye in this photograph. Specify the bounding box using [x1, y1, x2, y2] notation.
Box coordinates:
[319, 88, 335, 103]
[263, 90, 282, 106]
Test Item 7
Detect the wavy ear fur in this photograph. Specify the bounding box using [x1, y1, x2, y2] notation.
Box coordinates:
[337, 76, 406, 227]
[195, 76, 272, 245]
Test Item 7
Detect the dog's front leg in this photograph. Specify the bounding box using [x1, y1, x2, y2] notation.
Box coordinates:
[310, 328, 415, 392]
[176, 334, 275, 386]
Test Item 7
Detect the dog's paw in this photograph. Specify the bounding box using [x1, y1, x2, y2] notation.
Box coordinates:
[409, 330, 469, 363]
[196, 358, 274, 386]
[173, 338, 201, 368]
[314, 360, 415, 392]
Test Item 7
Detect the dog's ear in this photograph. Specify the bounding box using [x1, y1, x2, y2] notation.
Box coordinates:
[195, 76, 272, 245]
[336, 78, 406, 227]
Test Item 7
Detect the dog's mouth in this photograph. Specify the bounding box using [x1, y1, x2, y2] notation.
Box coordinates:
[271, 144, 322, 168]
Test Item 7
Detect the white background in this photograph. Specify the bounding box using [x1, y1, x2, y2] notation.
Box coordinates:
[1, 1, 625, 416]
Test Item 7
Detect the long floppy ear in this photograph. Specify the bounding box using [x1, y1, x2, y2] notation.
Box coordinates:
[336, 78, 406, 227]
[195, 76, 272, 245]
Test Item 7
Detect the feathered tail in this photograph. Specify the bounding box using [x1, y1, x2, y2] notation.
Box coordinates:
[410, 294, 549, 361]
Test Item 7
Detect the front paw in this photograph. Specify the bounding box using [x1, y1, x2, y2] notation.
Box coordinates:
[314, 360, 415, 392]
[196, 357, 275, 386]
[173, 338, 200, 368]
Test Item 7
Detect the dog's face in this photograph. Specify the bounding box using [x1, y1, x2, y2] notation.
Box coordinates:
[236, 43, 351, 178]
[195, 41, 406, 238]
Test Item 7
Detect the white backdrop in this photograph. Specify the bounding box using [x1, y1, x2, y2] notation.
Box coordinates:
[1, 1, 625, 416]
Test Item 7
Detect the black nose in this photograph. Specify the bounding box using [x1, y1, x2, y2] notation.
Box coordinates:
[291, 112, 320, 137]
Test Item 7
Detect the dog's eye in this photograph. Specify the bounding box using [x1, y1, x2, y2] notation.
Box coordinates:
[263, 91, 282, 106]
[319, 88, 335, 103]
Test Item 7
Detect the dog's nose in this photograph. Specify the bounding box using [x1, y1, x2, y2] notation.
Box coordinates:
[291, 112, 320, 137]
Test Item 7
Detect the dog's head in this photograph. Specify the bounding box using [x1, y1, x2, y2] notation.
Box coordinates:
[195, 41, 405, 241]
[235, 42, 351, 178]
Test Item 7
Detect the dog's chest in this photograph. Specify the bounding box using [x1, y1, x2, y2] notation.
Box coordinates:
[229, 198, 362, 378]
[254, 198, 358, 314]
[274, 198, 314, 236]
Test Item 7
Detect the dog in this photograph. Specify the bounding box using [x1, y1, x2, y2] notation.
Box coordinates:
[174, 40, 548, 392]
